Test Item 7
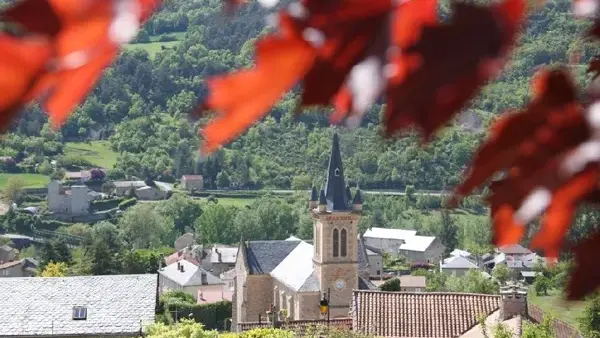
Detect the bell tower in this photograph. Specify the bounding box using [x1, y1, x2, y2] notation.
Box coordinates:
[311, 133, 363, 318]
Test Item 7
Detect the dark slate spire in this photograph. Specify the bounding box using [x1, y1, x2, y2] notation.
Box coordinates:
[319, 187, 327, 205]
[353, 183, 363, 205]
[325, 133, 350, 211]
[310, 186, 318, 201]
[346, 185, 353, 202]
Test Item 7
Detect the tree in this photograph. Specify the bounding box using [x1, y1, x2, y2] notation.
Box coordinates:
[195, 203, 237, 244]
[291, 174, 312, 190]
[492, 264, 511, 285]
[3, 177, 25, 204]
[155, 193, 203, 234]
[404, 185, 416, 203]
[439, 209, 458, 256]
[216, 171, 230, 189]
[119, 204, 173, 249]
[579, 295, 600, 338]
[522, 316, 554, 338]
[379, 278, 401, 291]
[121, 248, 171, 274]
[40, 261, 68, 277]
[40, 237, 72, 268]
[534, 275, 550, 296]
[83, 221, 122, 275]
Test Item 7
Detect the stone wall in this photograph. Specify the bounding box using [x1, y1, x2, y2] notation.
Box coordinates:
[528, 303, 581, 338]
[245, 275, 273, 323]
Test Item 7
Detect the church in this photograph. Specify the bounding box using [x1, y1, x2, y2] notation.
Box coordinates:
[232, 133, 376, 327]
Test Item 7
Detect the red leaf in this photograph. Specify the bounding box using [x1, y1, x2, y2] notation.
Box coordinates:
[197, 14, 316, 154]
[385, 0, 525, 140]
[0, 34, 52, 130]
[567, 229, 600, 300]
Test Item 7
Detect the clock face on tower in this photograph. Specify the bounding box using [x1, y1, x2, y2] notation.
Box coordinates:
[335, 279, 346, 290]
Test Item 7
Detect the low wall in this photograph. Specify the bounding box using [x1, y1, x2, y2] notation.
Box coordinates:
[237, 318, 352, 335]
[528, 303, 581, 338]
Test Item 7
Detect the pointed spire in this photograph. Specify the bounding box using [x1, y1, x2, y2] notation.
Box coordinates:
[346, 184, 353, 204]
[310, 186, 318, 201]
[319, 187, 327, 205]
[353, 183, 363, 205]
[325, 133, 350, 211]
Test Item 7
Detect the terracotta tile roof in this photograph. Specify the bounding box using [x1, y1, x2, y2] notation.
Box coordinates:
[352, 291, 500, 338]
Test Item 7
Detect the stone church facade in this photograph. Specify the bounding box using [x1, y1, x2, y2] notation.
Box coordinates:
[232, 134, 375, 328]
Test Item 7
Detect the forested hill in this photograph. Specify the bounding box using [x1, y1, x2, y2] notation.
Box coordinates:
[3, 0, 598, 191]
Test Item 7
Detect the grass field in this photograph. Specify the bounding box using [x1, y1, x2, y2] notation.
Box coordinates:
[0, 173, 50, 189]
[65, 141, 119, 168]
[197, 197, 254, 207]
[528, 289, 586, 329]
[124, 40, 180, 56]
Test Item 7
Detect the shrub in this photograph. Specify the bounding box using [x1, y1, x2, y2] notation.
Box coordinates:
[91, 198, 125, 211]
[161, 298, 232, 331]
[379, 278, 401, 291]
[534, 275, 550, 296]
[158, 34, 178, 42]
[118, 198, 137, 210]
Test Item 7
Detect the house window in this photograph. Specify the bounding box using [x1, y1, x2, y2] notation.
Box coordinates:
[333, 229, 339, 257]
[340, 229, 347, 257]
[72, 306, 87, 320]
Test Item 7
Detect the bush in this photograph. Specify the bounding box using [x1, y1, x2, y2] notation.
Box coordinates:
[161, 297, 232, 331]
[20, 194, 44, 203]
[158, 34, 178, 42]
[379, 278, 401, 291]
[91, 198, 125, 211]
[534, 275, 550, 295]
[118, 198, 137, 211]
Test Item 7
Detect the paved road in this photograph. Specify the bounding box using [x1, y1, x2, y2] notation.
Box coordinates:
[262, 189, 448, 197]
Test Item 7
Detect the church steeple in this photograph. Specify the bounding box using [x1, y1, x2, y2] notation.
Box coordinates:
[324, 133, 350, 211]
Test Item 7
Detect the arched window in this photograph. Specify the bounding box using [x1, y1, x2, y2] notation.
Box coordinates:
[333, 229, 339, 257]
[341, 229, 347, 257]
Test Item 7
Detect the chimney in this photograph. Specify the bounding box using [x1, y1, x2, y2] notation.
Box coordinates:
[217, 250, 222, 263]
[201, 271, 208, 285]
[499, 282, 528, 320]
[177, 261, 181, 270]
[180, 263, 185, 273]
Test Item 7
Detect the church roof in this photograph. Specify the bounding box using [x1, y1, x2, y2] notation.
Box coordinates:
[270, 241, 319, 292]
[245, 241, 301, 274]
[325, 133, 350, 211]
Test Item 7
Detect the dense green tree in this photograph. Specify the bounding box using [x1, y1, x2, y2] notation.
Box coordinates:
[579, 295, 600, 338]
[155, 193, 203, 234]
[379, 278, 401, 292]
[439, 209, 458, 256]
[195, 203, 237, 244]
[119, 204, 173, 249]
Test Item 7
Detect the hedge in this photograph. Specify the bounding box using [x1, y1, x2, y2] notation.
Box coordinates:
[118, 198, 137, 210]
[91, 198, 126, 211]
[162, 299, 232, 331]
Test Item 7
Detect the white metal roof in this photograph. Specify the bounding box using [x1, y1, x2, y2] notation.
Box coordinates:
[399, 235, 437, 252]
[363, 227, 418, 240]
[270, 241, 318, 292]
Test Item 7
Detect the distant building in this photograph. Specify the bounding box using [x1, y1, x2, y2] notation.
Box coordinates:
[0, 245, 17, 263]
[496, 244, 532, 260]
[399, 275, 426, 292]
[210, 246, 238, 275]
[174, 233, 196, 251]
[366, 248, 383, 278]
[0, 274, 157, 337]
[47, 181, 91, 215]
[64, 170, 92, 183]
[440, 256, 480, 277]
[0, 258, 38, 277]
[112, 180, 173, 200]
[181, 175, 204, 192]
[363, 227, 417, 255]
[398, 235, 445, 265]
[158, 259, 227, 304]
[0, 234, 33, 250]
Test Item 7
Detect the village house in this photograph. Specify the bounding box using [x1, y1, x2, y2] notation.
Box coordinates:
[210, 246, 238, 275]
[111, 180, 173, 200]
[0, 258, 37, 277]
[64, 170, 92, 183]
[181, 175, 204, 192]
[0, 244, 17, 263]
[175, 233, 196, 251]
[440, 255, 480, 277]
[399, 275, 426, 292]
[0, 274, 156, 337]
[366, 247, 383, 278]
[233, 134, 376, 328]
[352, 283, 528, 337]
[496, 244, 532, 260]
[47, 181, 91, 215]
[398, 235, 445, 264]
[158, 259, 230, 304]
[363, 227, 417, 255]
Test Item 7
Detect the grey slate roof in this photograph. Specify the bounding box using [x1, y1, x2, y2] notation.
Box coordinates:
[246, 240, 301, 274]
[324, 133, 350, 211]
[441, 256, 479, 269]
[159, 259, 222, 286]
[0, 274, 156, 337]
[310, 186, 318, 201]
